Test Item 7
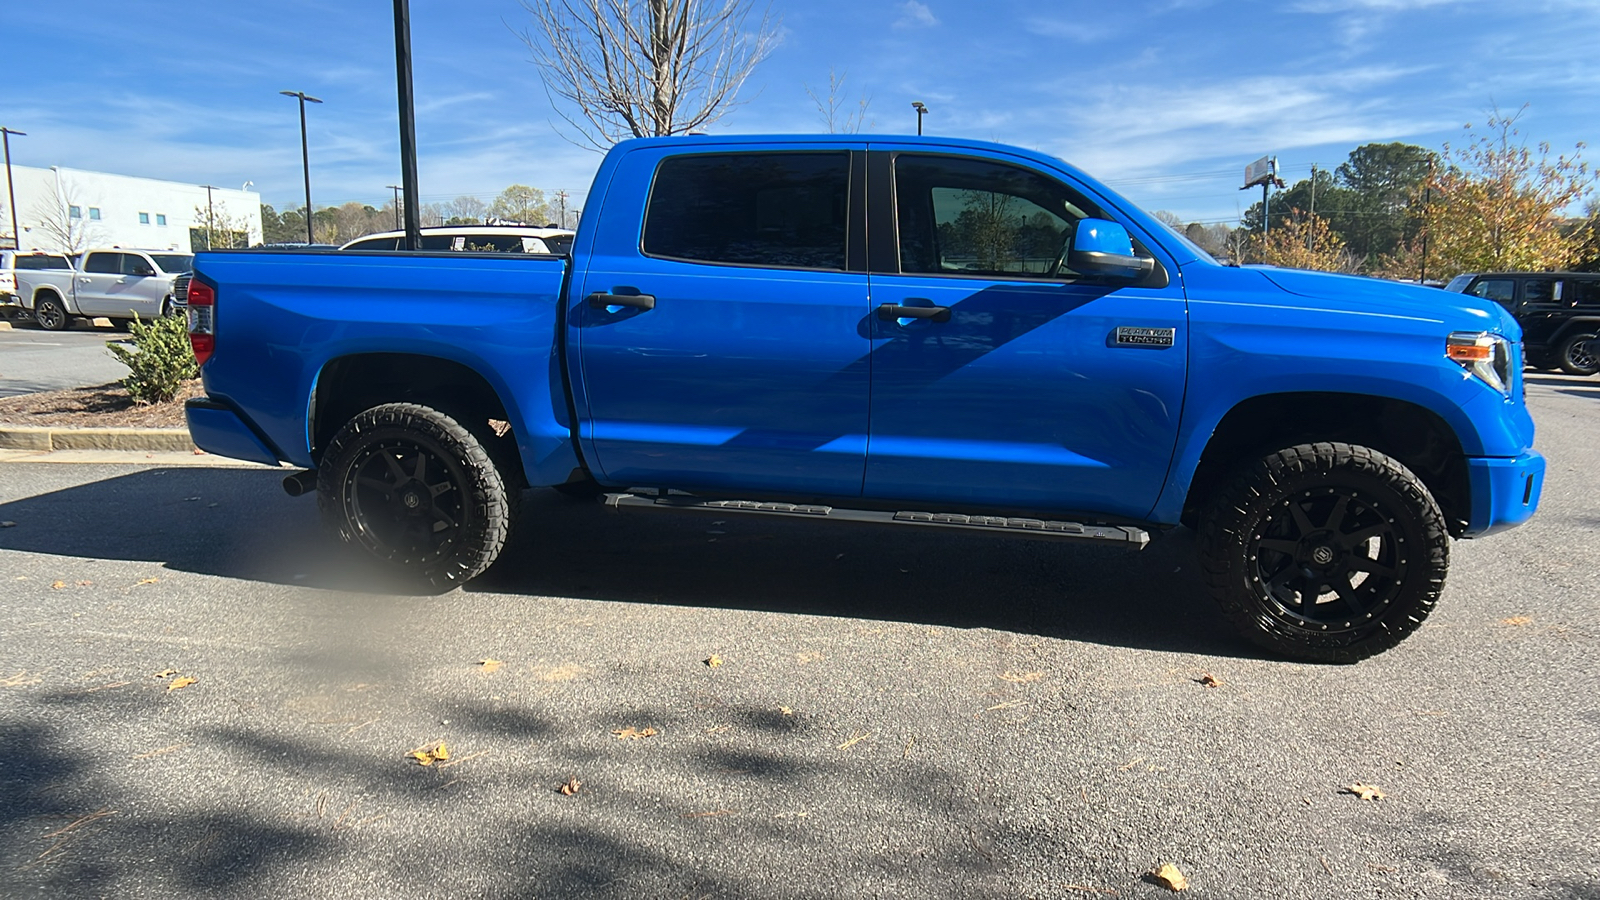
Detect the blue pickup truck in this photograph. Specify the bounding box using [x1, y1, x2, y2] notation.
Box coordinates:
[184, 134, 1543, 662]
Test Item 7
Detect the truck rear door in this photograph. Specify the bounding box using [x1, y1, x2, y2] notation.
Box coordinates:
[570, 143, 871, 496]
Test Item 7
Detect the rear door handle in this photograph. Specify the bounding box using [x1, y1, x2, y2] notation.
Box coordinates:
[587, 291, 656, 311]
[877, 302, 950, 323]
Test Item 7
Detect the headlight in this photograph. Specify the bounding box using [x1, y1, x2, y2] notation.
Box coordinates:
[1446, 331, 1512, 396]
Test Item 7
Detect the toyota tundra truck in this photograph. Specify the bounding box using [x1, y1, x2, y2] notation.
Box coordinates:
[183, 134, 1544, 663]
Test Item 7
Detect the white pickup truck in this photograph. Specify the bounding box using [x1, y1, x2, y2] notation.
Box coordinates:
[15, 248, 192, 331]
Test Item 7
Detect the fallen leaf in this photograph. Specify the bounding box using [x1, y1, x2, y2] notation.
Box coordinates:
[836, 731, 873, 750]
[777, 706, 793, 716]
[558, 776, 582, 796]
[192, 448, 206, 455]
[1342, 782, 1386, 801]
[478, 658, 502, 673]
[999, 671, 1043, 683]
[151, 669, 177, 679]
[166, 676, 197, 691]
[135, 577, 159, 586]
[51, 580, 66, 590]
[704, 655, 723, 668]
[612, 726, 659, 740]
[1195, 673, 1223, 688]
[1499, 616, 1532, 627]
[408, 741, 450, 766]
[184, 496, 201, 502]
[1150, 862, 1189, 891]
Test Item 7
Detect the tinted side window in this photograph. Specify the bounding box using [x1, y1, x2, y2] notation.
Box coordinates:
[1568, 278, 1600, 307]
[83, 253, 121, 274]
[893, 154, 1103, 279]
[15, 255, 71, 270]
[1523, 278, 1558, 304]
[1468, 279, 1515, 303]
[122, 254, 156, 276]
[643, 152, 850, 270]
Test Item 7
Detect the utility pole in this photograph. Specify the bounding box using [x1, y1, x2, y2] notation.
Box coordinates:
[1419, 159, 1434, 284]
[201, 185, 217, 249]
[555, 190, 569, 229]
[387, 184, 402, 230]
[0, 126, 24, 250]
[1308, 164, 1317, 250]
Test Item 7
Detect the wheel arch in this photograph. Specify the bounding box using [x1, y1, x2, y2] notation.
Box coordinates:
[310, 352, 528, 488]
[1178, 391, 1473, 537]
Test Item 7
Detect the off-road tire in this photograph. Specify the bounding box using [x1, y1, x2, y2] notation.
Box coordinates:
[317, 403, 511, 590]
[1197, 442, 1449, 664]
[34, 295, 69, 331]
[1557, 332, 1599, 377]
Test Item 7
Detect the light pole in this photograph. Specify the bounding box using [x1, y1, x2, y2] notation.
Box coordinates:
[0, 126, 24, 250]
[201, 184, 217, 249]
[392, 0, 422, 250]
[387, 184, 402, 230]
[911, 101, 927, 136]
[279, 90, 323, 245]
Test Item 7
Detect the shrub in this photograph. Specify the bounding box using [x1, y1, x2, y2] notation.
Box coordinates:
[105, 313, 199, 404]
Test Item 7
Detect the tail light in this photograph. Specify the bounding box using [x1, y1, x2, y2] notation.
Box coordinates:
[187, 279, 216, 365]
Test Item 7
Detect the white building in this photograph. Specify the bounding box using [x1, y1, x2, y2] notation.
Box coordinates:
[1, 164, 262, 253]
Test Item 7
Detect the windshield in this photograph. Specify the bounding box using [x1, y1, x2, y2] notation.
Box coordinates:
[1443, 274, 1473, 293]
[150, 254, 194, 274]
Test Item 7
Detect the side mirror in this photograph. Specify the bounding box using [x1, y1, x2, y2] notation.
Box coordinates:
[1068, 218, 1152, 280]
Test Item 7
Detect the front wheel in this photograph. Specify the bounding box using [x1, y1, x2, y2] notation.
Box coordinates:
[1197, 442, 1449, 663]
[317, 403, 512, 590]
[34, 295, 69, 331]
[1557, 332, 1599, 377]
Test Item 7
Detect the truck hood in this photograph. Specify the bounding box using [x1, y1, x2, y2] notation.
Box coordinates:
[1249, 266, 1513, 336]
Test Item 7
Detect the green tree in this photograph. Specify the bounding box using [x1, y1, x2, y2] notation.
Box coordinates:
[1335, 142, 1435, 262]
[1421, 105, 1594, 278]
[489, 184, 554, 225]
[1250, 209, 1356, 272]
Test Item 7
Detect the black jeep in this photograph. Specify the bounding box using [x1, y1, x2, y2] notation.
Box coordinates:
[1444, 271, 1600, 376]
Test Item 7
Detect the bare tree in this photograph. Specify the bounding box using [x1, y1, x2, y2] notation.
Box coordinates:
[29, 180, 103, 253]
[446, 195, 488, 224]
[518, 0, 780, 150]
[804, 68, 873, 134]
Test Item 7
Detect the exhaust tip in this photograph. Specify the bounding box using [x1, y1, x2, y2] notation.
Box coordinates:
[282, 469, 317, 497]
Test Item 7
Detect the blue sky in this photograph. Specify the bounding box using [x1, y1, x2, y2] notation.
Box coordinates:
[3, 0, 1596, 225]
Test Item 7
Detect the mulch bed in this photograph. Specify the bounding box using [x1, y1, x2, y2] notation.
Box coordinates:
[0, 380, 203, 428]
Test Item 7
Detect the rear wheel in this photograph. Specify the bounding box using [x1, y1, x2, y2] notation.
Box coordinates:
[1197, 442, 1449, 663]
[317, 403, 512, 590]
[1557, 332, 1599, 376]
[34, 295, 69, 331]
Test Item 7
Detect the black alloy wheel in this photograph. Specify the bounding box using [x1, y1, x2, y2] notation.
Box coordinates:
[1558, 332, 1599, 377]
[1199, 442, 1449, 663]
[34, 295, 68, 331]
[318, 403, 511, 589]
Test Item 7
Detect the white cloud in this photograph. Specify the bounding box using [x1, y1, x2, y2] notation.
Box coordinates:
[893, 1, 939, 29]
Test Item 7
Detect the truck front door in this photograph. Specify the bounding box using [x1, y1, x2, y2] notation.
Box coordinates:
[861, 149, 1188, 520]
[571, 145, 872, 497]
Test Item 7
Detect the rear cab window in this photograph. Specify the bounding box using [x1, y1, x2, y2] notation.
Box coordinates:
[14, 254, 72, 270]
[642, 151, 851, 270]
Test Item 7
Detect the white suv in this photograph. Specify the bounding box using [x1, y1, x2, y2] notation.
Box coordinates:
[340, 225, 575, 255]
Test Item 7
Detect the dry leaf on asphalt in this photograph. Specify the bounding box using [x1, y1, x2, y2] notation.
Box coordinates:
[166, 676, 197, 691]
[777, 706, 794, 716]
[1195, 673, 1223, 688]
[1500, 616, 1532, 626]
[51, 580, 66, 590]
[151, 669, 177, 679]
[704, 655, 723, 668]
[1150, 863, 1190, 891]
[558, 776, 582, 796]
[612, 727, 659, 740]
[409, 741, 450, 766]
[999, 671, 1043, 683]
[1342, 783, 1386, 801]
[135, 577, 159, 585]
[478, 658, 502, 673]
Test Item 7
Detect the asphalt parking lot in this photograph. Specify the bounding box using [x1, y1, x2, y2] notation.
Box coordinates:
[0, 321, 131, 398]
[0, 375, 1596, 899]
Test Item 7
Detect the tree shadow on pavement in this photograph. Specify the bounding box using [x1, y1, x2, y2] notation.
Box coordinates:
[0, 467, 1252, 659]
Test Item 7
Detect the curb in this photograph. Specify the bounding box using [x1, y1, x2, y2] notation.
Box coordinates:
[0, 425, 195, 453]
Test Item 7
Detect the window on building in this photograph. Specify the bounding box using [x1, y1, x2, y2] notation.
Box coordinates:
[89, 208, 102, 221]
[139, 212, 150, 225]
[69, 205, 82, 219]
[156, 214, 167, 226]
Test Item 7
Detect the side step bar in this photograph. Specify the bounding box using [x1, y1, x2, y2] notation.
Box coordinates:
[600, 492, 1150, 548]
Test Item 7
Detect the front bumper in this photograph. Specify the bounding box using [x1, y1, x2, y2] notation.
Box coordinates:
[1463, 449, 1544, 538]
[185, 398, 283, 467]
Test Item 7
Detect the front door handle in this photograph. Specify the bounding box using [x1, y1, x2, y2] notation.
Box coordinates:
[587, 291, 656, 311]
[79, 277, 91, 284]
[877, 302, 950, 323]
